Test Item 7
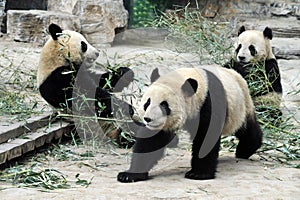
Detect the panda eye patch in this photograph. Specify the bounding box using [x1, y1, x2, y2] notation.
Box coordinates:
[235, 44, 242, 54]
[160, 101, 171, 115]
[144, 98, 151, 111]
[81, 41, 88, 53]
[249, 45, 257, 56]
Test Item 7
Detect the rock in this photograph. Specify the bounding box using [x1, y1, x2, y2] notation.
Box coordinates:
[270, 1, 300, 17]
[1, 0, 47, 33]
[114, 27, 169, 46]
[271, 7, 293, 16]
[0, 0, 5, 17]
[200, 0, 220, 18]
[47, 0, 129, 46]
[4, 0, 128, 46]
[47, 0, 78, 14]
[0, 0, 6, 32]
[238, 18, 300, 38]
[72, 0, 128, 47]
[7, 10, 80, 44]
[278, 59, 300, 102]
[218, 0, 272, 17]
[272, 38, 300, 59]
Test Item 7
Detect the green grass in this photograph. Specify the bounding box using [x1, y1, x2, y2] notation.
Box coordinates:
[0, 162, 94, 190]
[0, 163, 70, 190]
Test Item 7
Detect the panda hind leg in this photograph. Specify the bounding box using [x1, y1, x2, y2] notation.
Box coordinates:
[235, 115, 263, 159]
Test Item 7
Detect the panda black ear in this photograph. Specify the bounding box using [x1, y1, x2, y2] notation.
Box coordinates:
[48, 23, 63, 40]
[182, 78, 198, 97]
[263, 27, 273, 40]
[238, 26, 246, 36]
[150, 68, 160, 83]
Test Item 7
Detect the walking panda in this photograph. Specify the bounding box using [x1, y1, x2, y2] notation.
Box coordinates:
[118, 67, 263, 182]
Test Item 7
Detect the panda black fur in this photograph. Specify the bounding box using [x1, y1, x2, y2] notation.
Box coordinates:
[118, 67, 263, 182]
[224, 26, 282, 117]
[37, 24, 134, 146]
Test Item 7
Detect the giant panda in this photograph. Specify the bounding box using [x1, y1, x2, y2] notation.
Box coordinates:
[224, 26, 283, 120]
[118, 67, 263, 182]
[37, 23, 134, 146]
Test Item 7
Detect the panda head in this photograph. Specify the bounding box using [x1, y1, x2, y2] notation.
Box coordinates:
[234, 26, 275, 63]
[47, 23, 99, 65]
[139, 69, 198, 131]
[37, 23, 99, 86]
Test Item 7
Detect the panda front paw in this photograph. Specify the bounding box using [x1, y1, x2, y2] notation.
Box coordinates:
[185, 170, 215, 180]
[117, 172, 149, 183]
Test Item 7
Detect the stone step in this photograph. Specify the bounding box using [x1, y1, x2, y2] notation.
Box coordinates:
[0, 121, 74, 165]
[0, 112, 55, 144]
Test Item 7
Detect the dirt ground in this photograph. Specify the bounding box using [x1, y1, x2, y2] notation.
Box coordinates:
[0, 32, 299, 200]
[1, 145, 300, 200]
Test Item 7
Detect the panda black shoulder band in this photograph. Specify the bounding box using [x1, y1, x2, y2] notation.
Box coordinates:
[197, 69, 227, 159]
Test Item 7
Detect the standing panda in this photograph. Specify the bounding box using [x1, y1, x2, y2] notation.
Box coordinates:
[118, 67, 263, 182]
[224, 26, 282, 120]
[37, 23, 134, 146]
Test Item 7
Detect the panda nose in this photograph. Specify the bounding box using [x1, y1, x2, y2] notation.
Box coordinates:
[144, 117, 152, 123]
[95, 52, 99, 57]
[238, 56, 246, 61]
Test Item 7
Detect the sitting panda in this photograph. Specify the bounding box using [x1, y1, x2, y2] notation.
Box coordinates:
[118, 67, 263, 182]
[223, 26, 283, 120]
[37, 23, 134, 146]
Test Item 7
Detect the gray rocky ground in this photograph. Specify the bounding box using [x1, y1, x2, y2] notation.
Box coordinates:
[0, 11, 299, 200]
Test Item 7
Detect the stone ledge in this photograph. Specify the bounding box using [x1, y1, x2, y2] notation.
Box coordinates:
[272, 38, 300, 59]
[0, 121, 74, 165]
[238, 17, 300, 38]
[0, 112, 54, 144]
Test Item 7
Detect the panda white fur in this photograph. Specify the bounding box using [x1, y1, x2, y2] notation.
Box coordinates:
[118, 67, 263, 182]
[224, 26, 282, 118]
[37, 23, 134, 146]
